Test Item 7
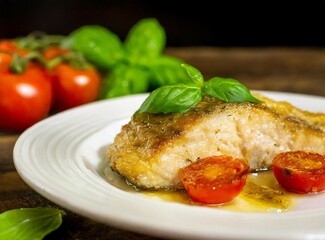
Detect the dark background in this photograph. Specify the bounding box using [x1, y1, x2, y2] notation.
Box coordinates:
[0, 0, 325, 47]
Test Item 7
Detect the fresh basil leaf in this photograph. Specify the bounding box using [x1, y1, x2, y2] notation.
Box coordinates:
[136, 84, 202, 114]
[62, 25, 125, 70]
[101, 64, 150, 98]
[181, 63, 204, 86]
[0, 207, 65, 240]
[148, 55, 190, 89]
[124, 18, 166, 59]
[202, 77, 261, 102]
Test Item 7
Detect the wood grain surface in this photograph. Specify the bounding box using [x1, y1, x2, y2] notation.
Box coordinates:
[1, 47, 324, 240]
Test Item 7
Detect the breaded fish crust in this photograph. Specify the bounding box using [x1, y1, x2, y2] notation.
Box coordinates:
[107, 94, 325, 190]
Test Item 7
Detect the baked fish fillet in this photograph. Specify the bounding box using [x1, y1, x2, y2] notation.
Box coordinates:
[107, 94, 325, 190]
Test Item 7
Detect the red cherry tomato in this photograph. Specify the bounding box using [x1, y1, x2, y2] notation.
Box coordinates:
[43, 46, 101, 111]
[50, 63, 101, 111]
[273, 151, 325, 194]
[0, 40, 28, 72]
[0, 40, 16, 50]
[43, 46, 70, 60]
[0, 63, 53, 132]
[179, 155, 250, 204]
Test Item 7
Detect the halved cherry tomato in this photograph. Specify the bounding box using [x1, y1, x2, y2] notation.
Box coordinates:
[0, 63, 53, 132]
[179, 155, 250, 204]
[273, 151, 325, 194]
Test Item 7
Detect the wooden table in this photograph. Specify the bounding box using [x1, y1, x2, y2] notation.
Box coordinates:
[1, 47, 325, 239]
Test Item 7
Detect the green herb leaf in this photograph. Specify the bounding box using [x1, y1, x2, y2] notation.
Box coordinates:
[135, 63, 261, 114]
[181, 63, 204, 86]
[62, 25, 125, 70]
[148, 55, 190, 89]
[136, 84, 202, 114]
[202, 77, 261, 102]
[101, 64, 150, 99]
[0, 207, 65, 240]
[124, 18, 166, 59]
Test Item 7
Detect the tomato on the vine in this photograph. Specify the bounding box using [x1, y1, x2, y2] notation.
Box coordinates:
[0, 63, 53, 132]
[43, 47, 101, 111]
[0, 40, 15, 50]
[0, 40, 27, 72]
[43, 46, 70, 60]
[50, 64, 101, 111]
[273, 151, 325, 194]
[179, 155, 250, 204]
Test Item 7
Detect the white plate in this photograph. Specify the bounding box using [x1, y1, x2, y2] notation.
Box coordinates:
[13, 91, 325, 240]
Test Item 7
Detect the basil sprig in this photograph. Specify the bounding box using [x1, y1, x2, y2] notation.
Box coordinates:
[0, 207, 65, 240]
[64, 18, 189, 99]
[136, 63, 261, 114]
[136, 84, 202, 114]
[202, 77, 260, 102]
[62, 25, 125, 70]
[100, 18, 189, 98]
